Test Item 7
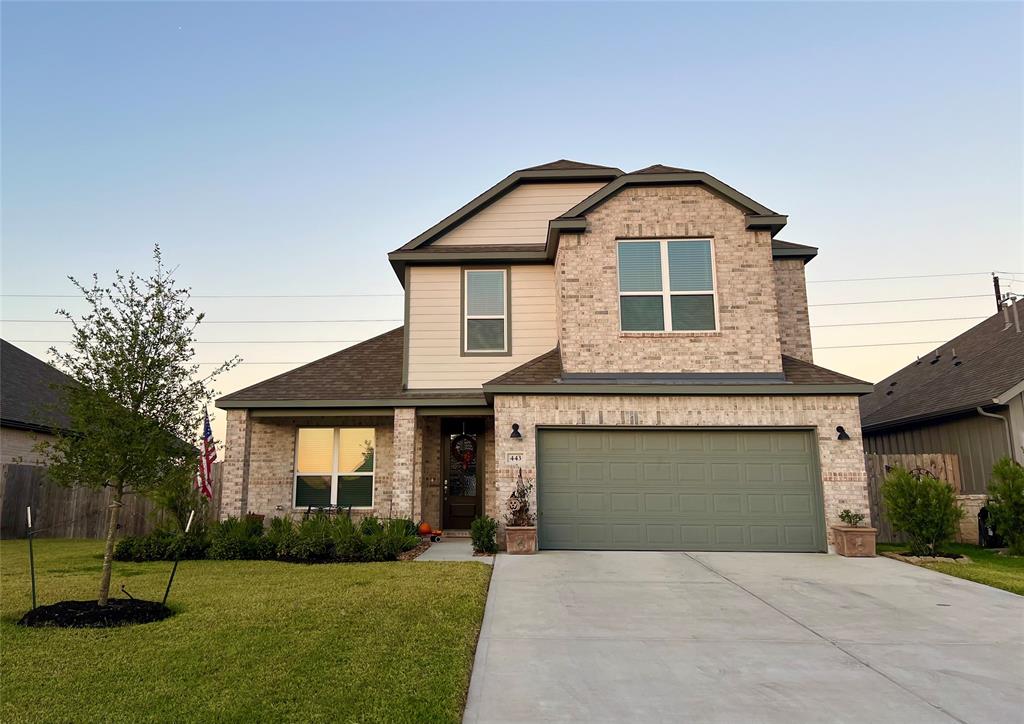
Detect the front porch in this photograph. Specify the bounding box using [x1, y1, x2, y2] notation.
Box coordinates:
[219, 407, 499, 530]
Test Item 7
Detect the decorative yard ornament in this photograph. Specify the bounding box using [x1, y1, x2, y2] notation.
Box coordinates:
[505, 468, 536, 527]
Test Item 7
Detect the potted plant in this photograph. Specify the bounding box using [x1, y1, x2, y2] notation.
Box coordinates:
[831, 509, 877, 557]
[504, 469, 537, 554]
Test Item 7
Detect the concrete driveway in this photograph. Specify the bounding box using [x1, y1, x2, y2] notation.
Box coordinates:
[464, 552, 1023, 723]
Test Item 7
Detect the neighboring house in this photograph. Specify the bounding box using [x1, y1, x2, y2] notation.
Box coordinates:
[860, 299, 1024, 493]
[0, 339, 74, 465]
[216, 160, 874, 552]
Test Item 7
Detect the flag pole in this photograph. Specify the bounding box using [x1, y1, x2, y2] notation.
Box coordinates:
[162, 509, 194, 606]
[27, 507, 37, 610]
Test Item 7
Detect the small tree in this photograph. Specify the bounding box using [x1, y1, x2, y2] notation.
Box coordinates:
[881, 466, 963, 556]
[987, 457, 1024, 555]
[39, 247, 237, 605]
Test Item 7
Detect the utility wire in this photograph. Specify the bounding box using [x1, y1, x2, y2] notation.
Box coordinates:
[0, 293, 404, 299]
[809, 294, 990, 307]
[810, 315, 985, 328]
[0, 318, 402, 324]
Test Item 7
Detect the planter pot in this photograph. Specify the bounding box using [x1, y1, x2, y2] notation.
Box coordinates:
[505, 526, 537, 555]
[831, 525, 877, 557]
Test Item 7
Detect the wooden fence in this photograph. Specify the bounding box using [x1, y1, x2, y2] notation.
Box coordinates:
[864, 453, 962, 543]
[0, 463, 222, 539]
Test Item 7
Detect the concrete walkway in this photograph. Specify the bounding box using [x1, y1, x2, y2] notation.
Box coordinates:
[464, 551, 1023, 723]
[414, 539, 494, 565]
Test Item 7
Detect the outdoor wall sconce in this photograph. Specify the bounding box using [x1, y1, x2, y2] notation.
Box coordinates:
[836, 426, 851, 441]
[510, 423, 522, 439]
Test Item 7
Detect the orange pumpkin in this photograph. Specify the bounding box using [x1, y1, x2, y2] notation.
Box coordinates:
[417, 521, 432, 535]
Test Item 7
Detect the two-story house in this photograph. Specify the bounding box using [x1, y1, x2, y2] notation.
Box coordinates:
[216, 160, 873, 551]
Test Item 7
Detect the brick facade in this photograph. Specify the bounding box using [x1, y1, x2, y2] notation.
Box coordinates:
[774, 258, 813, 362]
[492, 393, 870, 545]
[556, 185, 784, 375]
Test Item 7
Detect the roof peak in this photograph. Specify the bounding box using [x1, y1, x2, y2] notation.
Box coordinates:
[517, 159, 622, 172]
[631, 163, 699, 175]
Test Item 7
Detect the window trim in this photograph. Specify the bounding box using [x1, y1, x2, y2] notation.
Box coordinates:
[461, 266, 512, 356]
[293, 427, 375, 510]
[617, 238, 719, 333]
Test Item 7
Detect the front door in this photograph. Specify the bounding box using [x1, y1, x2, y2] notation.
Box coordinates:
[442, 419, 483, 529]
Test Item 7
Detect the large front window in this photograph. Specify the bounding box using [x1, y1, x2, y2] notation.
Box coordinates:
[464, 269, 508, 352]
[294, 427, 375, 508]
[617, 239, 717, 332]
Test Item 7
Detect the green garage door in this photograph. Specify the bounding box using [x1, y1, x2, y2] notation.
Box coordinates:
[537, 429, 826, 552]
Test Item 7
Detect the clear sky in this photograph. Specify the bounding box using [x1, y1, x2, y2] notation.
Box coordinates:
[3, 1, 1022, 441]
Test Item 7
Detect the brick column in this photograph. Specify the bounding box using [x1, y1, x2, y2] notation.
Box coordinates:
[220, 409, 252, 520]
[391, 407, 417, 520]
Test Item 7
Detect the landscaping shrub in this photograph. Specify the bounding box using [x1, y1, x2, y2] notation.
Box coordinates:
[470, 515, 498, 554]
[987, 457, 1024, 555]
[329, 515, 366, 562]
[208, 516, 275, 560]
[359, 515, 383, 536]
[881, 466, 964, 556]
[114, 529, 209, 562]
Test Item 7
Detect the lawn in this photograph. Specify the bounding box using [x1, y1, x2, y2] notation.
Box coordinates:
[0, 539, 492, 723]
[878, 542, 1024, 595]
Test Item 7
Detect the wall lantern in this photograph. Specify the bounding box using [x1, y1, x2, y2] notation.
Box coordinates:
[836, 426, 851, 441]
[510, 423, 522, 439]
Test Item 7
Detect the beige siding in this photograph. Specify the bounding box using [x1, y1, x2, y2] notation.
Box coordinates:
[433, 182, 606, 246]
[864, 412, 1014, 494]
[1, 427, 53, 466]
[406, 265, 557, 389]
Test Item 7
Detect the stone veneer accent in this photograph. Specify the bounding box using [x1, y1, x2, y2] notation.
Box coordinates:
[492, 394, 870, 545]
[556, 185, 784, 374]
[773, 257, 813, 363]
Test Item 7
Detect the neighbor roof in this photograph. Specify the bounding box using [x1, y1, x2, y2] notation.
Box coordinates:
[215, 328, 486, 408]
[484, 348, 871, 395]
[860, 299, 1024, 431]
[1, 339, 74, 433]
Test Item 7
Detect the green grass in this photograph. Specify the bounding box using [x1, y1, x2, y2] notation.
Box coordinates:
[1, 539, 491, 723]
[878, 542, 1024, 595]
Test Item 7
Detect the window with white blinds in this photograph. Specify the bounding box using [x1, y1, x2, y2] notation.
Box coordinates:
[464, 269, 508, 352]
[617, 239, 717, 332]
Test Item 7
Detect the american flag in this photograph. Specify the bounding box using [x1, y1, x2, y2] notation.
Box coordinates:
[194, 409, 216, 500]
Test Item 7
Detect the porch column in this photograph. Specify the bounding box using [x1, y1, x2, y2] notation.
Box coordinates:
[391, 407, 418, 520]
[220, 408, 252, 520]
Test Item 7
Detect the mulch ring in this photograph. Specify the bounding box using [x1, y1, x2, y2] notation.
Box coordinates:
[18, 599, 174, 629]
[881, 552, 972, 566]
[397, 540, 432, 561]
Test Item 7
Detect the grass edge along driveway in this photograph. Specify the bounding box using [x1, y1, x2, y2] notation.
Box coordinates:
[878, 542, 1024, 595]
[1, 539, 491, 724]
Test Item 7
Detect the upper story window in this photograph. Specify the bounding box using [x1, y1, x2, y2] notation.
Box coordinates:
[463, 269, 509, 353]
[294, 427, 375, 509]
[617, 239, 717, 332]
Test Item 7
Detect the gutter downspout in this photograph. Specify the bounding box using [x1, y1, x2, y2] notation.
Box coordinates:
[977, 405, 1013, 460]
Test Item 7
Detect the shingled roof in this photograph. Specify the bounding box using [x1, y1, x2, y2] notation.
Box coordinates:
[1, 339, 74, 433]
[518, 159, 623, 172]
[484, 348, 870, 392]
[216, 328, 485, 407]
[860, 300, 1024, 431]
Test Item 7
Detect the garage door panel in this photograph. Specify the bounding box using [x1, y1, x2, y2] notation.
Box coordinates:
[538, 428, 826, 552]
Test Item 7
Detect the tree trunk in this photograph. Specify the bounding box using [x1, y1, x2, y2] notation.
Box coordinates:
[98, 482, 124, 606]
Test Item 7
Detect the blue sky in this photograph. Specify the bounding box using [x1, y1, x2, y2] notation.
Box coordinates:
[2, 1, 1022, 437]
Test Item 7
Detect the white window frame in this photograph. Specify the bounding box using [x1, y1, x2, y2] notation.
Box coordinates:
[617, 238, 719, 333]
[293, 428, 375, 510]
[463, 268, 508, 353]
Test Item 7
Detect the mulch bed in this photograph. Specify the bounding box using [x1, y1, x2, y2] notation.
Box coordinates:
[397, 541, 431, 561]
[18, 599, 174, 629]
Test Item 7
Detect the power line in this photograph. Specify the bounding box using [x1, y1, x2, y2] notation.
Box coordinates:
[0, 293, 404, 299]
[817, 340, 946, 350]
[0, 319, 402, 324]
[808, 271, 992, 284]
[8, 339, 365, 344]
[809, 294, 990, 307]
[811, 315, 985, 328]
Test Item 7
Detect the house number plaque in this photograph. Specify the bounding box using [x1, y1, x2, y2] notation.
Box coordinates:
[506, 452, 524, 464]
